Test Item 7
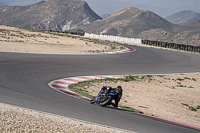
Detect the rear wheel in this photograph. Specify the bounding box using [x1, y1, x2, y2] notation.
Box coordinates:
[99, 96, 112, 107]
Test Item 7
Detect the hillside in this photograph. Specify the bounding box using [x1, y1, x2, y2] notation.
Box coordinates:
[180, 20, 200, 28]
[1, 0, 200, 18]
[0, 0, 101, 31]
[78, 7, 174, 37]
[82, 0, 200, 18]
[166, 10, 200, 24]
[77, 7, 200, 46]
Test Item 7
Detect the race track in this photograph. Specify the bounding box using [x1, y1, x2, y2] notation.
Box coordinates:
[0, 44, 200, 133]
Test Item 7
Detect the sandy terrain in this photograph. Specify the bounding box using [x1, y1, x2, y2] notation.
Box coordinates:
[86, 74, 200, 127]
[0, 25, 124, 54]
[0, 103, 129, 133]
[0, 25, 200, 131]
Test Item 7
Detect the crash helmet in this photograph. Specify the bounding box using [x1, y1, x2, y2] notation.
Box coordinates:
[117, 86, 122, 89]
[117, 85, 123, 95]
[102, 86, 107, 91]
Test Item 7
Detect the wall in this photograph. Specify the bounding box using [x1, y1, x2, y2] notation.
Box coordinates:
[84, 33, 142, 44]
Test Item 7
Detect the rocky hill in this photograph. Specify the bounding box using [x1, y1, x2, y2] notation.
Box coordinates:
[180, 20, 200, 28]
[77, 7, 200, 46]
[0, 0, 101, 31]
[1, 0, 200, 18]
[78, 7, 173, 37]
[85, 0, 200, 18]
[166, 10, 200, 24]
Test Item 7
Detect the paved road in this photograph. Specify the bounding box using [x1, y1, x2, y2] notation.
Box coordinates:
[0, 45, 200, 133]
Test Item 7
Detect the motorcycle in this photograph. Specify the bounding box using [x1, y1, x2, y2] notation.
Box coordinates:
[90, 87, 122, 107]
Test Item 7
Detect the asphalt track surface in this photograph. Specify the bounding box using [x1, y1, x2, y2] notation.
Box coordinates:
[0, 44, 200, 133]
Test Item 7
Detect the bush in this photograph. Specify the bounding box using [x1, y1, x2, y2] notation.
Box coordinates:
[196, 105, 200, 110]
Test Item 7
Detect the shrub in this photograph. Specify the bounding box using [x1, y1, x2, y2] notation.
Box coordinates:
[192, 78, 196, 81]
[176, 78, 184, 81]
[196, 105, 200, 110]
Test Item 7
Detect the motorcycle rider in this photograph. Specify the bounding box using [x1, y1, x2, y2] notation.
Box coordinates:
[103, 86, 123, 108]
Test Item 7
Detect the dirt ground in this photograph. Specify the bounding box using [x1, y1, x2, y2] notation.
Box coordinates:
[0, 103, 129, 133]
[87, 74, 200, 127]
[0, 25, 123, 54]
[0, 25, 200, 131]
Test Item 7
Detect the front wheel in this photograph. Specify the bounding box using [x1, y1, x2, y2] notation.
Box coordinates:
[90, 97, 96, 104]
[99, 96, 112, 107]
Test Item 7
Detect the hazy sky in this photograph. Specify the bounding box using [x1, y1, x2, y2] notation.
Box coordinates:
[1, 0, 200, 17]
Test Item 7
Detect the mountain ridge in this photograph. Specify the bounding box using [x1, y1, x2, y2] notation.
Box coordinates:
[78, 7, 174, 37]
[166, 10, 200, 24]
[180, 20, 200, 28]
[0, 0, 101, 31]
[1, 0, 200, 18]
[76, 7, 200, 46]
[1, 1, 199, 46]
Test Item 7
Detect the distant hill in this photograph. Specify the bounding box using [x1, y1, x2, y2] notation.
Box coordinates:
[180, 20, 200, 28]
[100, 14, 111, 19]
[166, 10, 200, 24]
[0, 0, 101, 31]
[2, 0, 200, 18]
[76, 7, 200, 46]
[77, 7, 174, 37]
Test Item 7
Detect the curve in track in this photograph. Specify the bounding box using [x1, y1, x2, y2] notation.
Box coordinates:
[0, 44, 200, 133]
